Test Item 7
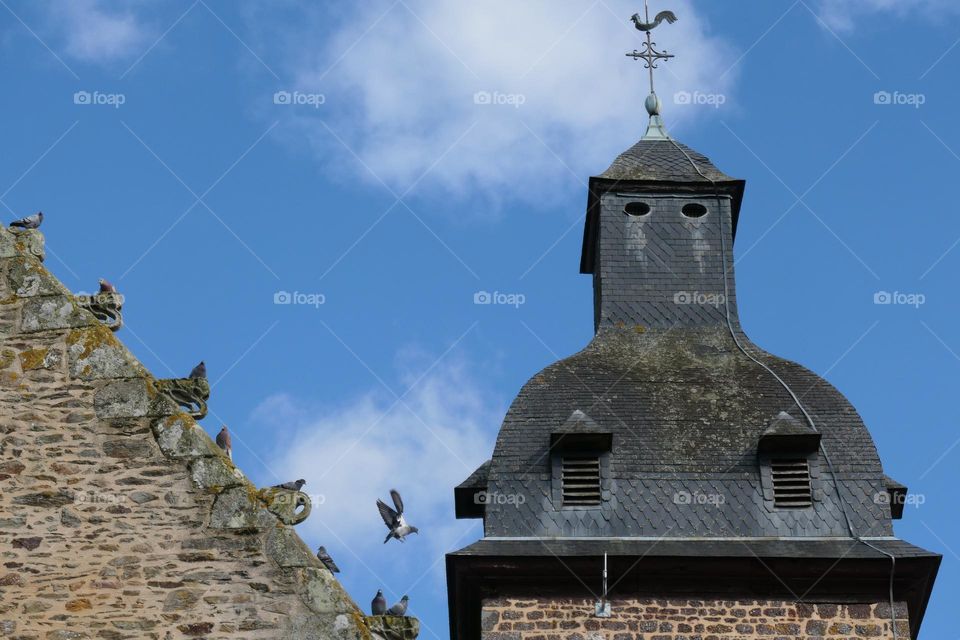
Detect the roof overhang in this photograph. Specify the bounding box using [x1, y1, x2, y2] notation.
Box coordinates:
[580, 176, 746, 274]
[447, 537, 940, 640]
[454, 460, 491, 520]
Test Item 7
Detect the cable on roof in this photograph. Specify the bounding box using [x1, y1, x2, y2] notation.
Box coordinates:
[667, 137, 900, 640]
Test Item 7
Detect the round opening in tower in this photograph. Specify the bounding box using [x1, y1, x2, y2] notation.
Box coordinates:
[682, 203, 708, 218]
[623, 202, 651, 217]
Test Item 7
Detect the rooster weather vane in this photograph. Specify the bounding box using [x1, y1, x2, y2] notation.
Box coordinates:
[627, 1, 677, 138]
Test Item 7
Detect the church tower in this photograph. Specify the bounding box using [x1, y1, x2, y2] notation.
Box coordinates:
[446, 7, 939, 640]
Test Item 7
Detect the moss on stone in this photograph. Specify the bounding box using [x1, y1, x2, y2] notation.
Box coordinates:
[18, 348, 49, 371]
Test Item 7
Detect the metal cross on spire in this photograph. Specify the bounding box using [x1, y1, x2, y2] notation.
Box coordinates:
[626, 0, 677, 139]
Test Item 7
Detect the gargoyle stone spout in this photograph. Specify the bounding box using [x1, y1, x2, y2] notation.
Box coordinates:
[76, 292, 125, 331]
[156, 377, 210, 420]
[259, 486, 312, 525]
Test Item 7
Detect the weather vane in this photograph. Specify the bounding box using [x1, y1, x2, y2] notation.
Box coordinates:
[626, 0, 677, 138]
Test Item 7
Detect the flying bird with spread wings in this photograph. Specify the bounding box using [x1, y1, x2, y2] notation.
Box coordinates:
[377, 489, 418, 544]
[630, 10, 677, 32]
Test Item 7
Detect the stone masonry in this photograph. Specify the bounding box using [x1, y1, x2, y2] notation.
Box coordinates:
[481, 598, 911, 640]
[0, 226, 387, 639]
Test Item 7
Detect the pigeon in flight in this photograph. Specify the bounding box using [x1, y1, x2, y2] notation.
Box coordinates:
[189, 361, 206, 379]
[371, 589, 387, 615]
[273, 479, 306, 491]
[98, 278, 116, 293]
[377, 489, 418, 544]
[9, 211, 43, 229]
[387, 595, 409, 616]
[316, 546, 340, 573]
[215, 425, 232, 460]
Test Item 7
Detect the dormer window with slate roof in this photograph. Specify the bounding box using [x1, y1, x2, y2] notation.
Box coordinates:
[550, 410, 611, 509]
[560, 455, 602, 506]
[770, 458, 813, 508]
[758, 412, 822, 511]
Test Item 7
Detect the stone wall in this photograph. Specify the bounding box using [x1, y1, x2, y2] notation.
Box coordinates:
[0, 227, 376, 639]
[481, 597, 911, 640]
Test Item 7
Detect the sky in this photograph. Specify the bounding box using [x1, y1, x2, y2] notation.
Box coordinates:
[1, 0, 958, 637]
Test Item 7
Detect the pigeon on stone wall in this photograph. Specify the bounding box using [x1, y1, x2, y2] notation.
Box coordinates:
[316, 546, 340, 573]
[215, 425, 232, 460]
[189, 361, 206, 379]
[387, 595, 409, 616]
[371, 589, 387, 615]
[273, 479, 306, 491]
[98, 278, 116, 293]
[9, 211, 43, 229]
[377, 489, 419, 544]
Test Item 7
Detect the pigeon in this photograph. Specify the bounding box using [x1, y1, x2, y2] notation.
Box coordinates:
[273, 479, 306, 491]
[9, 211, 43, 229]
[189, 361, 206, 379]
[316, 546, 340, 573]
[387, 595, 409, 616]
[377, 489, 419, 544]
[630, 10, 678, 32]
[98, 278, 116, 293]
[215, 425, 232, 460]
[371, 589, 387, 615]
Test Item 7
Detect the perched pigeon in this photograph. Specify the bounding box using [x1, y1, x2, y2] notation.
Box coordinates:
[215, 425, 232, 460]
[9, 211, 43, 229]
[387, 595, 409, 616]
[189, 361, 206, 379]
[371, 589, 387, 615]
[98, 278, 116, 293]
[316, 546, 340, 573]
[377, 489, 419, 544]
[273, 479, 306, 491]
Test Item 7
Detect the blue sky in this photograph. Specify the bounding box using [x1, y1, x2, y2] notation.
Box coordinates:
[2, 0, 958, 637]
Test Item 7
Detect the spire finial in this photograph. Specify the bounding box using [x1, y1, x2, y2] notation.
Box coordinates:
[627, 1, 677, 140]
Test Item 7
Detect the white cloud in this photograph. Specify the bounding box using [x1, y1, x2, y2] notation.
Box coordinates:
[265, 0, 738, 203]
[817, 0, 960, 31]
[255, 353, 499, 588]
[49, 0, 149, 63]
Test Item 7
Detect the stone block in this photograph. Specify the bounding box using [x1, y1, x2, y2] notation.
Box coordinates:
[20, 296, 93, 333]
[153, 414, 222, 460]
[366, 615, 420, 640]
[66, 326, 145, 380]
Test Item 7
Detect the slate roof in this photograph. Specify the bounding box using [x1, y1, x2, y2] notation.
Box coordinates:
[451, 536, 937, 561]
[461, 133, 907, 546]
[476, 326, 895, 540]
[599, 138, 736, 183]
